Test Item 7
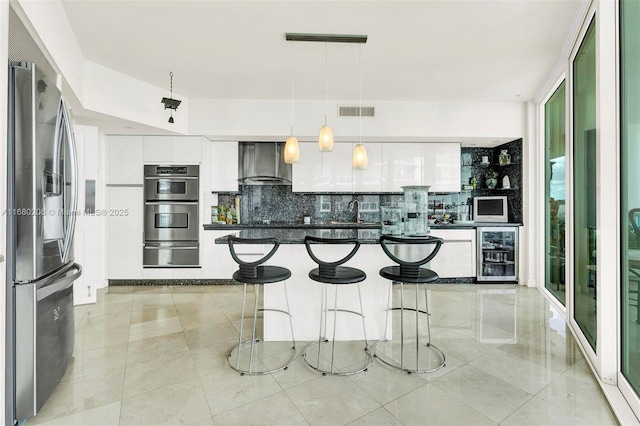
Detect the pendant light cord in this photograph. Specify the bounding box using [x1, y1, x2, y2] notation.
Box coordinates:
[291, 41, 294, 136]
[170, 71, 173, 98]
[358, 44, 362, 143]
[324, 41, 328, 125]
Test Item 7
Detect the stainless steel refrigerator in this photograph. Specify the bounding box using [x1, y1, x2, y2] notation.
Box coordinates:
[7, 61, 82, 422]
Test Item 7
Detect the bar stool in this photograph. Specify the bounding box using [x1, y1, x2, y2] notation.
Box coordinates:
[302, 236, 373, 376]
[374, 235, 445, 374]
[227, 236, 296, 375]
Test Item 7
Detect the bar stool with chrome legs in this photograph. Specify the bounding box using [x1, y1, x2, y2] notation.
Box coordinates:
[374, 235, 445, 374]
[302, 236, 373, 376]
[227, 236, 296, 375]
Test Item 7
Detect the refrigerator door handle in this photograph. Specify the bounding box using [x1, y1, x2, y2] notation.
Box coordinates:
[36, 263, 82, 302]
[54, 98, 79, 264]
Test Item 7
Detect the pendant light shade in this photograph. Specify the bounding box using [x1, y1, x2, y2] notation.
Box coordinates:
[353, 143, 368, 170]
[318, 125, 334, 152]
[284, 136, 300, 163]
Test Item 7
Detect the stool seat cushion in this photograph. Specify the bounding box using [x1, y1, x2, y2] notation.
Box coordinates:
[309, 266, 366, 284]
[233, 265, 291, 284]
[379, 266, 439, 283]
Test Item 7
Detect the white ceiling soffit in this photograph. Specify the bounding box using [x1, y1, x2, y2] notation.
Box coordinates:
[60, 0, 580, 103]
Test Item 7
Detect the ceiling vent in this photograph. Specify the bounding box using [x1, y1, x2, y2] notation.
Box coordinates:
[339, 106, 375, 117]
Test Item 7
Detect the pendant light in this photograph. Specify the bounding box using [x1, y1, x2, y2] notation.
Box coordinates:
[353, 44, 368, 170]
[318, 41, 334, 152]
[161, 72, 181, 124]
[284, 40, 300, 164]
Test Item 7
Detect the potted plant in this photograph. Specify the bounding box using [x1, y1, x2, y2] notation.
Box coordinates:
[486, 171, 498, 189]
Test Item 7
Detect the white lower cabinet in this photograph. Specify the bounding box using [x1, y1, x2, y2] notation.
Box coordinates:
[428, 229, 476, 278]
[201, 231, 236, 279]
[107, 186, 143, 279]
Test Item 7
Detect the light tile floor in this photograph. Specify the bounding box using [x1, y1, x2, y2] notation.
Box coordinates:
[25, 284, 618, 426]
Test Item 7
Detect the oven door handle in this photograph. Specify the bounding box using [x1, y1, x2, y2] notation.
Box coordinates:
[144, 246, 200, 250]
[144, 242, 200, 249]
[144, 201, 199, 206]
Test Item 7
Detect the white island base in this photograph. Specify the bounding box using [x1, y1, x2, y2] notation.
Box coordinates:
[262, 244, 392, 341]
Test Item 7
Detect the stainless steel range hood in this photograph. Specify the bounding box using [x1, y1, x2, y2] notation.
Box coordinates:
[238, 142, 292, 185]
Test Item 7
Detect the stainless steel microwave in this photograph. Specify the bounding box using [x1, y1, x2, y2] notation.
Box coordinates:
[473, 196, 508, 222]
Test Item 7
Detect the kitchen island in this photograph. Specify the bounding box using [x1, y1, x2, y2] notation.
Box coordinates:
[209, 223, 520, 340]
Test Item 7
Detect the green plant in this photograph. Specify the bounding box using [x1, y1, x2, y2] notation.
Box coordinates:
[487, 171, 498, 180]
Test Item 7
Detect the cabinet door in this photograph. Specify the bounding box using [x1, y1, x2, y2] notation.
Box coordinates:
[422, 143, 461, 192]
[352, 143, 383, 192]
[107, 187, 143, 279]
[382, 143, 422, 192]
[172, 136, 202, 163]
[324, 143, 353, 192]
[143, 136, 174, 163]
[292, 142, 324, 192]
[429, 229, 476, 278]
[106, 136, 143, 185]
[210, 141, 239, 192]
[201, 231, 234, 280]
[144, 136, 203, 163]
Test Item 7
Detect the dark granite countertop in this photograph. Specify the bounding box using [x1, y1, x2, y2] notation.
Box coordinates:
[212, 222, 521, 245]
[204, 222, 520, 231]
[213, 228, 383, 244]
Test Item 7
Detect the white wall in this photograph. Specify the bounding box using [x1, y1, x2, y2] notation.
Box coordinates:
[12, 0, 84, 102]
[189, 99, 526, 142]
[83, 60, 189, 134]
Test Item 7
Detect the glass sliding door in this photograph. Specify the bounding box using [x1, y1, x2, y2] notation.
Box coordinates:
[621, 0, 640, 396]
[545, 82, 567, 305]
[573, 19, 597, 350]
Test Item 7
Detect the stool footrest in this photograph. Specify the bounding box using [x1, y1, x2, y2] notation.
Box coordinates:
[373, 339, 446, 374]
[227, 340, 297, 375]
[301, 341, 373, 376]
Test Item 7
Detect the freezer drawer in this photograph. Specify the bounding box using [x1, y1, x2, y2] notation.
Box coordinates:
[15, 263, 81, 420]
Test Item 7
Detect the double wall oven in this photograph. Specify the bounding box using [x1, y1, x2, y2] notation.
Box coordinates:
[144, 165, 200, 267]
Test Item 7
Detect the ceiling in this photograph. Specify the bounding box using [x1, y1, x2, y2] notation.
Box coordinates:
[60, 0, 580, 105]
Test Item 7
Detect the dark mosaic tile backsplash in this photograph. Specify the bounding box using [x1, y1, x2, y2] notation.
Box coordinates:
[219, 139, 523, 225]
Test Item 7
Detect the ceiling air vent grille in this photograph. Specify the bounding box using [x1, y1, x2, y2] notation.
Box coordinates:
[339, 106, 375, 117]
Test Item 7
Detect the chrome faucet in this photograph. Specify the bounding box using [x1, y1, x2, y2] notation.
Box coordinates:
[348, 199, 361, 223]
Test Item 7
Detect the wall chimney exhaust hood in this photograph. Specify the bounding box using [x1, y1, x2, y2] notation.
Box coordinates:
[238, 142, 292, 185]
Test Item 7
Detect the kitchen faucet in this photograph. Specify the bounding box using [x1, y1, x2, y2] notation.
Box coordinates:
[348, 199, 362, 223]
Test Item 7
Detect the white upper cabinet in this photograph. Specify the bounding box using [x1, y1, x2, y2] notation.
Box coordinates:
[352, 143, 383, 192]
[293, 142, 353, 192]
[422, 143, 461, 193]
[382, 143, 422, 192]
[210, 141, 239, 192]
[143, 136, 203, 163]
[106, 136, 143, 185]
[293, 142, 461, 193]
[292, 142, 326, 192]
[324, 143, 353, 192]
